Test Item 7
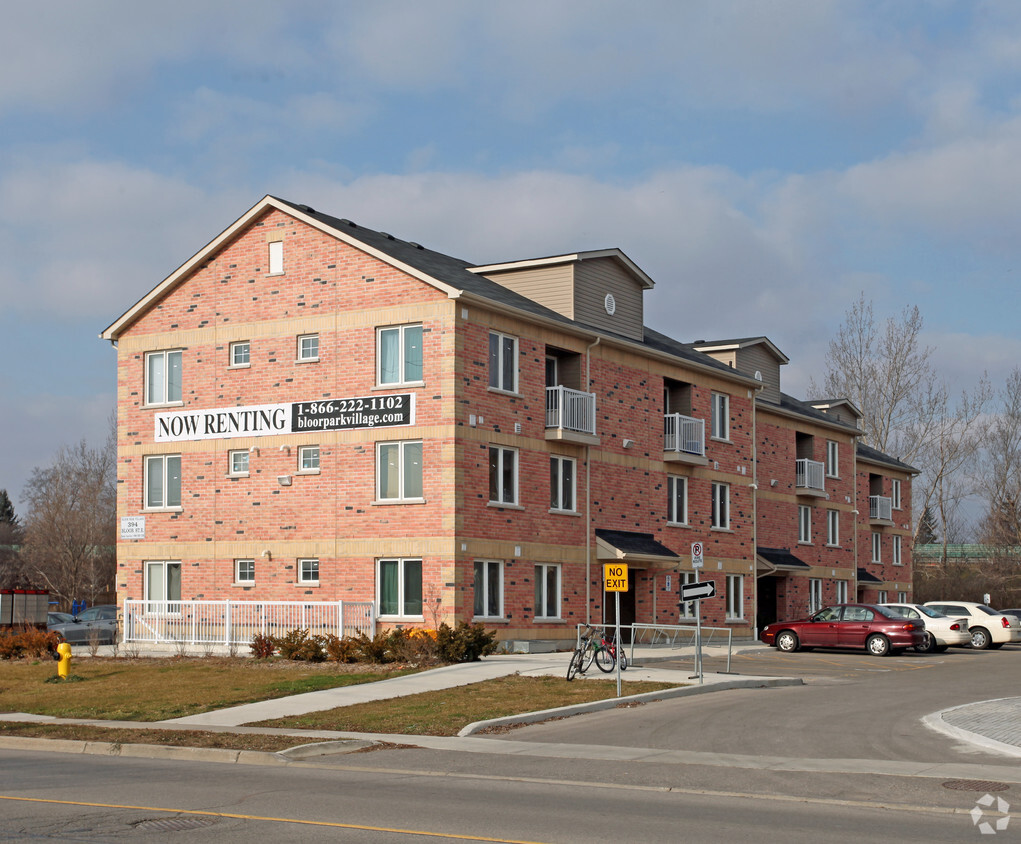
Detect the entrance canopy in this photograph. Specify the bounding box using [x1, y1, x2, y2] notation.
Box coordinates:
[595, 529, 681, 564]
[756, 547, 811, 574]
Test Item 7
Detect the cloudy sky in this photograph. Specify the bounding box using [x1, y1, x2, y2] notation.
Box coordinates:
[2, 1, 1020, 514]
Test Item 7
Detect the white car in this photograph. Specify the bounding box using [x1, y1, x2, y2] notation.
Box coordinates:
[879, 603, 970, 652]
[924, 601, 1021, 650]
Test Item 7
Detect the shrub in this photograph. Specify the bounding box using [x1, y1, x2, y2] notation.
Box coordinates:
[435, 621, 498, 663]
[323, 633, 359, 663]
[249, 632, 276, 659]
[0, 628, 62, 660]
[273, 628, 327, 662]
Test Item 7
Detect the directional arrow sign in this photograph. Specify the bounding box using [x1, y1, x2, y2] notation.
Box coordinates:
[680, 580, 716, 601]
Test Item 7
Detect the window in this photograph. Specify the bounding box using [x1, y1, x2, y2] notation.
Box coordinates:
[229, 450, 249, 476]
[549, 455, 576, 512]
[297, 334, 319, 362]
[891, 479, 902, 510]
[377, 441, 423, 501]
[710, 393, 730, 440]
[827, 509, 839, 546]
[298, 558, 319, 584]
[836, 580, 848, 604]
[268, 240, 283, 274]
[489, 446, 517, 505]
[667, 475, 688, 525]
[711, 482, 729, 529]
[235, 559, 254, 584]
[145, 350, 182, 405]
[872, 531, 882, 563]
[878, 590, 888, 603]
[473, 560, 503, 618]
[809, 578, 822, 614]
[798, 505, 812, 543]
[298, 445, 320, 473]
[679, 571, 697, 618]
[145, 561, 181, 603]
[230, 341, 250, 367]
[534, 563, 561, 619]
[378, 558, 422, 617]
[726, 574, 743, 619]
[488, 331, 518, 393]
[892, 534, 902, 565]
[897, 590, 908, 603]
[377, 324, 423, 385]
[826, 440, 839, 477]
[144, 454, 181, 509]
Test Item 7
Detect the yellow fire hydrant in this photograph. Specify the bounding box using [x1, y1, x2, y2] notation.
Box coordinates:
[55, 642, 72, 680]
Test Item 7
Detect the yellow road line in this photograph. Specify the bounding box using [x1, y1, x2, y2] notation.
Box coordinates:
[0, 795, 551, 844]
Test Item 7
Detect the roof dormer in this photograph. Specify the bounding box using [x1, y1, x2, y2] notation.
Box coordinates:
[691, 337, 788, 405]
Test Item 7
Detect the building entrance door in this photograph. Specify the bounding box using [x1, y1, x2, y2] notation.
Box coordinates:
[757, 575, 779, 629]
[604, 569, 638, 643]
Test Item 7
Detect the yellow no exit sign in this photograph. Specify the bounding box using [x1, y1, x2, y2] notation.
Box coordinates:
[604, 563, 629, 592]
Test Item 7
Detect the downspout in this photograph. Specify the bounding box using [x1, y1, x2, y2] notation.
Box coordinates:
[751, 382, 763, 638]
[585, 335, 601, 625]
[852, 439, 859, 601]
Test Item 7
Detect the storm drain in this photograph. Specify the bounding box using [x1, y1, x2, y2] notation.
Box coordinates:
[132, 816, 221, 833]
[942, 779, 1010, 793]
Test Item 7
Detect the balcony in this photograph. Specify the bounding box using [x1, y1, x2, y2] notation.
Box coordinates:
[545, 386, 598, 445]
[795, 458, 826, 496]
[870, 495, 893, 523]
[664, 413, 708, 466]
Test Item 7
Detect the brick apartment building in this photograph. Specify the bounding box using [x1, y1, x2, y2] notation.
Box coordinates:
[101, 195, 916, 646]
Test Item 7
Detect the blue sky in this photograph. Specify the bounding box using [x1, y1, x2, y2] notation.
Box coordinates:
[3, 1, 1021, 515]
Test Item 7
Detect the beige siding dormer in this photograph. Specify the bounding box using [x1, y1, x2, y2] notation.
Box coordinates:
[694, 337, 788, 405]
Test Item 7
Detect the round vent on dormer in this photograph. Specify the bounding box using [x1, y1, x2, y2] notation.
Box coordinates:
[604, 293, 616, 315]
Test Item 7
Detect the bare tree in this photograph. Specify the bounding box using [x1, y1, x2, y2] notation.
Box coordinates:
[0, 488, 28, 588]
[21, 430, 116, 608]
[978, 367, 1021, 548]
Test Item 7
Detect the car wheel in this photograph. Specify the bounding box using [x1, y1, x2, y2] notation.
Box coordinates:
[970, 627, 991, 649]
[866, 634, 890, 656]
[915, 632, 936, 653]
[775, 630, 799, 652]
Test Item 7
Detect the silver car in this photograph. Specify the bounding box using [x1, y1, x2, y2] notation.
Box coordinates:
[48, 605, 118, 645]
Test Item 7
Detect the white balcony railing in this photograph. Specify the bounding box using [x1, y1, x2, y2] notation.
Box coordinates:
[870, 495, 893, 521]
[664, 413, 705, 456]
[795, 458, 825, 492]
[546, 386, 596, 435]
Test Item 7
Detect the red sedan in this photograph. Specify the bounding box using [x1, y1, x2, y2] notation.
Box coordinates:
[761, 603, 926, 657]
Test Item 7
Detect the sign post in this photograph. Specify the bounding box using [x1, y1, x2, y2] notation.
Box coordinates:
[684, 542, 712, 684]
[604, 563, 629, 697]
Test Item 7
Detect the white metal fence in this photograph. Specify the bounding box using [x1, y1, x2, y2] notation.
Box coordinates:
[123, 600, 375, 646]
[795, 458, 825, 492]
[869, 495, 893, 521]
[664, 413, 705, 456]
[546, 386, 597, 435]
[574, 622, 735, 673]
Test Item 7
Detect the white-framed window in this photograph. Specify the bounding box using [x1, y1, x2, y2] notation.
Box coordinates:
[798, 505, 812, 543]
[297, 333, 319, 362]
[710, 392, 730, 440]
[298, 445, 320, 473]
[489, 446, 518, 505]
[826, 440, 839, 477]
[679, 571, 697, 618]
[473, 560, 503, 619]
[298, 558, 319, 584]
[827, 509, 839, 546]
[145, 560, 181, 603]
[711, 482, 730, 529]
[534, 563, 561, 619]
[726, 574, 744, 619]
[809, 578, 823, 614]
[891, 479, 902, 510]
[872, 531, 882, 563]
[377, 441, 423, 501]
[378, 557, 422, 617]
[268, 239, 283, 274]
[377, 324, 423, 385]
[488, 331, 518, 393]
[836, 580, 848, 604]
[228, 449, 249, 477]
[230, 341, 250, 368]
[667, 475, 688, 525]
[144, 454, 181, 509]
[892, 534, 902, 565]
[877, 590, 888, 603]
[549, 455, 576, 512]
[145, 349, 182, 406]
[897, 590, 908, 602]
[234, 559, 255, 584]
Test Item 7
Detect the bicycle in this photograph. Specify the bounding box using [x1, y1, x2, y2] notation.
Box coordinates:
[594, 630, 628, 673]
[566, 624, 600, 680]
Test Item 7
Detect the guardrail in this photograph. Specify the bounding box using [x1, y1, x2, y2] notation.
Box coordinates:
[574, 622, 734, 673]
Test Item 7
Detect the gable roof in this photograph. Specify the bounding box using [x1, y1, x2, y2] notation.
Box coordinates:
[691, 336, 790, 365]
[471, 249, 655, 290]
[856, 442, 918, 474]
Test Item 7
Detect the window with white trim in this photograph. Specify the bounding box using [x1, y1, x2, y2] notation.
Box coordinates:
[378, 557, 422, 617]
[144, 454, 181, 509]
[473, 560, 503, 619]
[710, 393, 730, 440]
[877, 590, 888, 603]
[835, 580, 848, 604]
[235, 559, 255, 584]
[809, 578, 823, 614]
[268, 239, 283, 274]
[534, 563, 561, 619]
[711, 482, 730, 529]
[872, 531, 882, 563]
[229, 449, 249, 477]
[298, 558, 319, 584]
[489, 446, 517, 505]
[230, 341, 250, 368]
[377, 324, 423, 385]
[726, 574, 744, 619]
[892, 534, 902, 565]
[145, 560, 181, 602]
[891, 479, 902, 510]
[377, 441, 423, 501]
[798, 505, 812, 543]
[488, 331, 518, 393]
[298, 445, 320, 473]
[826, 440, 839, 477]
[145, 350, 182, 405]
[297, 334, 319, 362]
[667, 475, 688, 525]
[827, 509, 839, 546]
[897, 590, 908, 602]
[549, 455, 576, 512]
[679, 571, 697, 618]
